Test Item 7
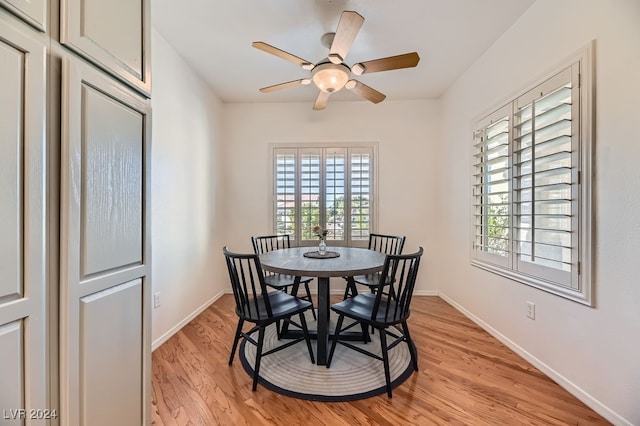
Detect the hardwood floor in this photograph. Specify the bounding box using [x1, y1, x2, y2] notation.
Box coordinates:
[152, 294, 609, 425]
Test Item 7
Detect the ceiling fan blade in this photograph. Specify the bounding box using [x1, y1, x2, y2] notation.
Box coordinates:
[351, 52, 420, 75]
[252, 41, 313, 68]
[313, 91, 330, 110]
[259, 79, 310, 93]
[346, 80, 386, 104]
[328, 11, 364, 64]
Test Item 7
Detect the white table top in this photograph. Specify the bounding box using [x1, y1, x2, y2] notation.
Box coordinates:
[259, 246, 386, 278]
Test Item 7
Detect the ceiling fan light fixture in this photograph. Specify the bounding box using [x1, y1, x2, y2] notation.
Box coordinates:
[311, 62, 350, 93]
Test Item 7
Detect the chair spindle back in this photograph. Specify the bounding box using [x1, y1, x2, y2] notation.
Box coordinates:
[223, 247, 273, 320]
[372, 247, 423, 323]
[252, 234, 291, 255]
[368, 233, 406, 256]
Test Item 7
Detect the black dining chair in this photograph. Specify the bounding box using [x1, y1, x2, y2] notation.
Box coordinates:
[224, 247, 315, 391]
[252, 234, 317, 320]
[343, 233, 406, 299]
[327, 247, 423, 397]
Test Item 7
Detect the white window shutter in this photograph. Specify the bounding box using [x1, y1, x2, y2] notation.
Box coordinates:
[513, 67, 577, 288]
[470, 44, 593, 305]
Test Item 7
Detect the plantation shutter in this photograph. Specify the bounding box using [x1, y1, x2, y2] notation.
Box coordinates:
[473, 106, 511, 267]
[300, 148, 322, 241]
[350, 148, 372, 240]
[274, 149, 296, 236]
[325, 148, 346, 241]
[512, 66, 579, 288]
[273, 145, 375, 247]
[470, 48, 592, 304]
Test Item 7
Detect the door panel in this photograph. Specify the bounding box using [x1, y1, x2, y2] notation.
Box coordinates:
[60, 58, 151, 426]
[80, 85, 143, 277]
[0, 0, 47, 32]
[0, 37, 22, 302]
[0, 19, 47, 423]
[0, 320, 23, 425]
[80, 280, 142, 426]
[60, 0, 151, 95]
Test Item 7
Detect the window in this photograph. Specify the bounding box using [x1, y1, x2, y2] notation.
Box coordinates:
[272, 144, 376, 247]
[472, 47, 593, 305]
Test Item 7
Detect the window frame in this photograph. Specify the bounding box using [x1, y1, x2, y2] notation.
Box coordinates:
[470, 43, 594, 306]
[269, 142, 378, 248]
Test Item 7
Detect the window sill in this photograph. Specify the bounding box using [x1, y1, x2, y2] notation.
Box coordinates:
[471, 259, 593, 307]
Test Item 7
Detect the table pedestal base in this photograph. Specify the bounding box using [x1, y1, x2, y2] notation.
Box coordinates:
[282, 277, 368, 365]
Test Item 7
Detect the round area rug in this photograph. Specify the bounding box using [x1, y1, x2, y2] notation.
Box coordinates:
[239, 317, 415, 401]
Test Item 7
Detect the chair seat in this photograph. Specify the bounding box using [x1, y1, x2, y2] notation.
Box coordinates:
[352, 272, 383, 287]
[264, 273, 313, 289]
[331, 293, 408, 325]
[328, 247, 422, 398]
[238, 291, 312, 322]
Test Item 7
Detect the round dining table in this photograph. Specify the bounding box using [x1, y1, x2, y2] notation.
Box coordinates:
[259, 246, 386, 365]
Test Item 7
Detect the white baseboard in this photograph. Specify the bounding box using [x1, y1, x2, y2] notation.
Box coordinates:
[438, 291, 631, 426]
[152, 290, 226, 351]
[414, 289, 439, 296]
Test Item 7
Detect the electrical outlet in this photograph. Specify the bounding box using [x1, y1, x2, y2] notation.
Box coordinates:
[526, 301, 535, 320]
[154, 292, 161, 309]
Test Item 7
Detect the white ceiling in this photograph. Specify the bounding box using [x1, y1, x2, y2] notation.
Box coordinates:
[152, 0, 534, 105]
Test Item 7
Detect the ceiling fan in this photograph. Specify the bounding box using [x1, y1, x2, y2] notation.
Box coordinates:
[252, 10, 420, 110]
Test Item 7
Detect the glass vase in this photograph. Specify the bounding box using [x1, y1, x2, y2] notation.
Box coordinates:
[318, 238, 327, 255]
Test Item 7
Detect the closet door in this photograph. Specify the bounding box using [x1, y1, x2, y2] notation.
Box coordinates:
[60, 0, 151, 95]
[60, 59, 151, 426]
[0, 19, 48, 425]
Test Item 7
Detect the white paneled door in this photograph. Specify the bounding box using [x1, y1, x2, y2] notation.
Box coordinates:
[60, 59, 151, 426]
[0, 20, 48, 426]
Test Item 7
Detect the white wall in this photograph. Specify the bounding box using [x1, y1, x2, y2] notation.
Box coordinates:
[150, 29, 227, 348]
[438, 1, 640, 424]
[222, 100, 440, 294]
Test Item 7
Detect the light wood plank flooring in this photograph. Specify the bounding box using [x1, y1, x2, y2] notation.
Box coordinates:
[152, 294, 609, 425]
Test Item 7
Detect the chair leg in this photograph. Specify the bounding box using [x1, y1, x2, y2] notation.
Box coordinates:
[368, 286, 377, 335]
[343, 277, 358, 299]
[304, 283, 317, 320]
[326, 314, 345, 368]
[252, 326, 266, 391]
[360, 323, 370, 343]
[228, 319, 244, 366]
[299, 312, 315, 364]
[401, 321, 419, 372]
[379, 328, 392, 397]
